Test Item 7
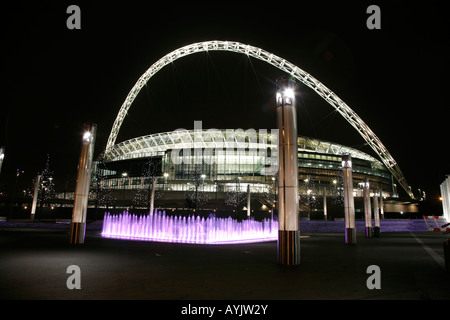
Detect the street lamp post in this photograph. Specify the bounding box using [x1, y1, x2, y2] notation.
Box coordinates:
[247, 184, 251, 218]
[149, 178, 156, 215]
[214, 180, 218, 212]
[363, 177, 373, 238]
[342, 155, 356, 244]
[0, 147, 4, 176]
[276, 76, 300, 266]
[121, 172, 128, 207]
[70, 123, 97, 244]
[373, 191, 380, 237]
[10, 169, 24, 220]
[30, 174, 41, 220]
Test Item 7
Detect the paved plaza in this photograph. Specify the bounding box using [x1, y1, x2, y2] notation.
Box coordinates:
[1, 222, 449, 309]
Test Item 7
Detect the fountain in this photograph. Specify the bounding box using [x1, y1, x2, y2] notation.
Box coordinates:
[101, 210, 278, 244]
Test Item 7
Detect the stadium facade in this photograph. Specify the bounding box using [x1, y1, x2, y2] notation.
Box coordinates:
[92, 128, 396, 214]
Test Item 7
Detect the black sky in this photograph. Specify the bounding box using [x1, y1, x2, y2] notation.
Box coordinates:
[2, 1, 449, 198]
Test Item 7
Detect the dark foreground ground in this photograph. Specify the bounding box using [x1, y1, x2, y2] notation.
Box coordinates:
[0, 222, 449, 316]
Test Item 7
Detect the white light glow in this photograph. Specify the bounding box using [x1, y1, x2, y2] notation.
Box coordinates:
[342, 160, 352, 168]
[284, 88, 295, 99]
[83, 131, 92, 142]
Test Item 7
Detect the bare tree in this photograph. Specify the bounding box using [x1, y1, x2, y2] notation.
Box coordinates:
[300, 174, 319, 211]
[133, 159, 162, 211]
[185, 165, 208, 210]
[91, 156, 115, 211]
[225, 176, 246, 212]
[28, 154, 56, 206]
[264, 175, 277, 209]
[331, 171, 344, 205]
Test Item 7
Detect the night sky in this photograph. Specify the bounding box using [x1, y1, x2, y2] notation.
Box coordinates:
[2, 1, 449, 198]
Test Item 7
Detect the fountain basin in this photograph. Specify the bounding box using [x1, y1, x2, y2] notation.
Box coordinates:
[101, 211, 278, 244]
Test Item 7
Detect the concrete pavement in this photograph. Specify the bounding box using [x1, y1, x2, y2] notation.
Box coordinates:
[1, 224, 449, 303]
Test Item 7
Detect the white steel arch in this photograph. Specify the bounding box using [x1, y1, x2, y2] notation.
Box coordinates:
[105, 40, 414, 198]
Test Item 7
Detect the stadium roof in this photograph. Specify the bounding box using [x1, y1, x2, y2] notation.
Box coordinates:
[103, 129, 382, 167]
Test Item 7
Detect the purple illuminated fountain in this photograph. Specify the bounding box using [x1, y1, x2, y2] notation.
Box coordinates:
[102, 210, 278, 244]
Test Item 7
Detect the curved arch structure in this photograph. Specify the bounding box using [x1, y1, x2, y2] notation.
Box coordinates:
[105, 40, 413, 198]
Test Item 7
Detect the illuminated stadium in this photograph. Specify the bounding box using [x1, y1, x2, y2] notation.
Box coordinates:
[92, 128, 395, 217]
[90, 41, 414, 220]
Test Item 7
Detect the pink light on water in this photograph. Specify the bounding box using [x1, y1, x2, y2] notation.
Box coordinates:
[101, 211, 278, 244]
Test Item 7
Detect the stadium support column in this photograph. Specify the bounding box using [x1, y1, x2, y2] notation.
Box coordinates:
[373, 191, 380, 237]
[342, 155, 356, 244]
[363, 178, 373, 238]
[323, 187, 327, 221]
[30, 175, 41, 220]
[70, 123, 97, 244]
[276, 76, 300, 266]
